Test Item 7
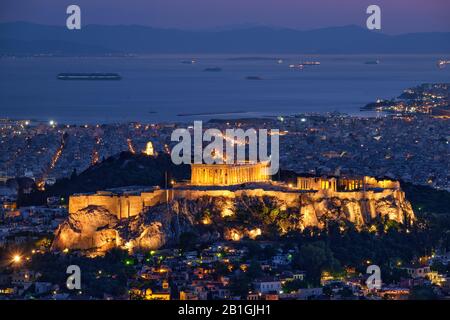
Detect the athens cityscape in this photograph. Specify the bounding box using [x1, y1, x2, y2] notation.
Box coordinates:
[0, 0, 450, 311]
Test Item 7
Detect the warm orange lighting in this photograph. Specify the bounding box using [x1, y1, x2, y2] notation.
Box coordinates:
[36, 180, 46, 191]
[230, 229, 242, 241]
[248, 228, 262, 239]
[202, 216, 212, 225]
[127, 139, 136, 154]
[124, 241, 134, 252]
[91, 150, 99, 166]
[143, 141, 155, 156]
[12, 254, 22, 264]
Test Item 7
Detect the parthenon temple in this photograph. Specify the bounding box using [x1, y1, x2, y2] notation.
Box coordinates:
[68, 161, 403, 221]
[190, 162, 270, 186]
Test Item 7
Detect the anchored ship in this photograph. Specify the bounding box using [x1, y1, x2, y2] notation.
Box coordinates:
[437, 60, 450, 69]
[301, 61, 321, 66]
[181, 59, 196, 64]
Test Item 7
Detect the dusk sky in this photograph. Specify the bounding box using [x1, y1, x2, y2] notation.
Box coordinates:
[1, 0, 450, 34]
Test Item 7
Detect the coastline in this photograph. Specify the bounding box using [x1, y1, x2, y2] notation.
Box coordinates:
[1, 54, 448, 124]
[0, 110, 386, 126]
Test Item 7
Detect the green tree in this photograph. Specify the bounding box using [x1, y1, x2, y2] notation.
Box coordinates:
[282, 279, 308, 293]
[293, 241, 340, 286]
[409, 285, 438, 300]
[179, 232, 197, 251]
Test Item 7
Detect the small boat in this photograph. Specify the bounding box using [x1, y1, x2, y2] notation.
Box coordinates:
[289, 64, 304, 70]
[181, 59, 196, 64]
[365, 60, 380, 65]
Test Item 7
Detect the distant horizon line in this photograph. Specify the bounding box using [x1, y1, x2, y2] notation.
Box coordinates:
[2, 20, 450, 36]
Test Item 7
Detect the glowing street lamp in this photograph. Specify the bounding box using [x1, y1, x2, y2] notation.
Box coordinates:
[12, 254, 22, 264]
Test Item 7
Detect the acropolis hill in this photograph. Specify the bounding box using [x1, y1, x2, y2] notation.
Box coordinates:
[53, 162, 415, 255]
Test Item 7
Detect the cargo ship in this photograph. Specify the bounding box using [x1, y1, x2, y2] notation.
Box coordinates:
[57, 73, 122, 80]
[289, 64, 304, 70]
[437, 60, 450, 69]
[181, 59, 196, 64]
[301, 61, 320, 66]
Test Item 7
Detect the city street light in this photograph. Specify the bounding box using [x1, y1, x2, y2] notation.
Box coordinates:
[12, 254, 22, 264]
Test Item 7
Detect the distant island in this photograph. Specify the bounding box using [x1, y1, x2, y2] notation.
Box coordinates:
[57, 73, 121, 80]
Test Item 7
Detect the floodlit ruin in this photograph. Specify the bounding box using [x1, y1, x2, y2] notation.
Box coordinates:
[53, 162, 415, 255]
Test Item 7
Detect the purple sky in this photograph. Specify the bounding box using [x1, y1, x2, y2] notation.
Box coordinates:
[1, 0, 449, 34]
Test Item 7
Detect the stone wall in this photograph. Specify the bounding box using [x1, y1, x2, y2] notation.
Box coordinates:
[68, 184, 414, 230]
[59, 185, 415, 254]
[69, 190, 166, 219]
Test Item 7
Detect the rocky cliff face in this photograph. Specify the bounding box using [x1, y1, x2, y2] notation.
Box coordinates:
[301, 189, 415, 229]
[52, 206, 120, 253]
[52, 190, 415, 256]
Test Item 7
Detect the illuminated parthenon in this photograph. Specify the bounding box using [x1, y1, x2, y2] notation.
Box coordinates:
[190, 162, 270, 186]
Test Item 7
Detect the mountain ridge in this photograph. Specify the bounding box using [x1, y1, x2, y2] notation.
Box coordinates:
[1, 22, 450, 54]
